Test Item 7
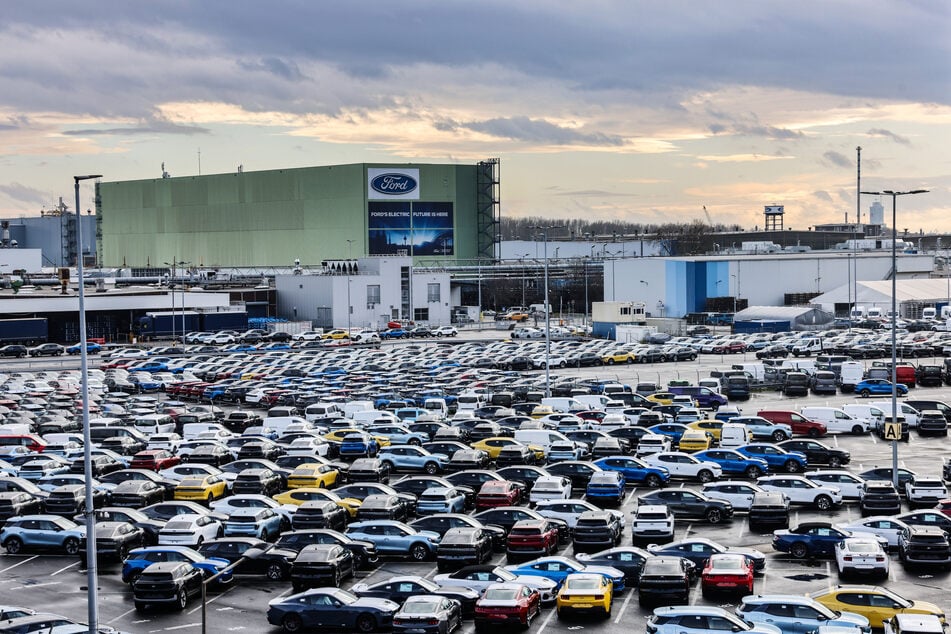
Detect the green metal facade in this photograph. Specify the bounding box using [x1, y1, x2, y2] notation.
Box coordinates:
[98, 163, 479, 267]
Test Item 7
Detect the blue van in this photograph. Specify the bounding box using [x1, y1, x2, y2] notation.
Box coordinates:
[666, 385, 729, 410]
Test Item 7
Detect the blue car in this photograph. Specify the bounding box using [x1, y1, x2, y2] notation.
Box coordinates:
[345, 520, 441, 561]
[505, 556, 626, 592]
[647, 423, 692, 444]
[736, 443, 809, 474]
[121, 545, 231, 583]
[0, 514, 85, 555]
[339, 432, 380, 458]
[414, 487, 467, 515]
[693, 449, 770, 479]
[771, 521, 885, 558]
[593, 456, 670, 487]
[585, 471, 625, 505]
[366, 425, 429, 447]
[727, 416, 793, 442]
[856, 379, 908, 397]
[377, 446, 448, 474]
[66, 341, 101, 355]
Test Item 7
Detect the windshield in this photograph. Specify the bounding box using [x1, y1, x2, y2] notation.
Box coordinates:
[565, 577, 600, 589]
[483, 588, 518, 601]
[402, 600, 440, 614]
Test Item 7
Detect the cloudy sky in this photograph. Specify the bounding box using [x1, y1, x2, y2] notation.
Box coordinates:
[1, 1, 949, 230]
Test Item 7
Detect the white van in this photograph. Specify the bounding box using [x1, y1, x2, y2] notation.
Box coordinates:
[719, 423, 753, 449]
[304, 403, 343, 422]
[422, 398, 449, 419]
[342, 401, 375, 418]
[698, 378, 721, 391]
[182, 422, 230, 441]
[838, 361, 865, 392]
[575, 395, 610, 411]
[514, 429, 575, 456]
[842, 404, 885, 429]
[133, 413, 176, 436]
[456, 393, 486, 411]
[799, 407, 869, 434]
[541, 397, 587, 413]
[352, 410, 398, 426]
[868, 401, 921, 429]
[263, 416, 313, 436]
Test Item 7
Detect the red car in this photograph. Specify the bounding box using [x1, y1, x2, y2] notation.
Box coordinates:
[476, 480, 521, 510]
[0, 434, 47, 453]
[506, 519, 559, 563]
[576, 411, 606, 423]
[936, 499, 951, 518]
[130, 449, 181, 472]
[712, 340, 746, 354]
[700, 553, 754, 598]
[757, 410, 828, 438]
[474, 583, 541, 631]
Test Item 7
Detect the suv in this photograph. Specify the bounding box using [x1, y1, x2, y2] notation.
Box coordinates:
[291, 501, 348, 531]
[898, 526, 951, 569]
[436, 526, 493, 570]
[916, 410, 948, 437]
[748, 492, 789, 532]
[737, 595, 870, 632]
[637, 557, 691, 608]
[631, 505, 675, 543]
[132, 561, 204, 611]
[571, 510, 622, 553]
[505, 520, 559, 563]
[860, 481, 902, 517]
[646, 606, 781, 634]
[904, 476, 948, 508]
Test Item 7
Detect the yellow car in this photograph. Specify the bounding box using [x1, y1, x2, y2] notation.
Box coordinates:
[677, 429, 712, 452]
[470, 437, 545, 462]
[323, 428, 391, 447]
[173, 474, 228, 504]
[321, 329, 350, 340]
[505, 312, 530, 322]
[286, 463, 340, 489]
[272, 488, 362, 518]
[646, 392, 676, 405]
[688, 419, 724, 442]
[556, 572, 613, 619]
[530, 405, 555, 419]
[602, 350, 637, 365]
[811, 586, 946, 629]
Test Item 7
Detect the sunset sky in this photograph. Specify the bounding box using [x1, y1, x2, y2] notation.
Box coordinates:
[1, 1, 948, 230]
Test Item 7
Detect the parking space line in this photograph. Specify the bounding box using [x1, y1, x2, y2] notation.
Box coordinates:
[188, 582, 237, 614]
[10, 581, 61, 590]
[0, 555, 37, 574]
[50, 560, 80, 576]
[535, 603, 557, 634]
[612, 588, 634, 623]
[108, 607, 139, 624]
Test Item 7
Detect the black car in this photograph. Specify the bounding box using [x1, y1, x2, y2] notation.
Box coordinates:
[28, 343, 65, 357]
[756, 344, 789, 359]
[78, 521, 144, 561]
[274, 529, 378, 569]
[266, 587, 398, 633]
[637, 556, 692, 608]
[778, 439, 851, 468]
[646, 537, 766, 574]
[184, 445, 233, 467]
[356, 494, 409, 522]
[198, 537, 296, 581]
[860, 480, 902, 516]
[898, 526, 951, 569]
[87, 507, 165, 546]
[495, 466, 550, 490]
[393, 595, 463, 634]
[110, 480, 167, 509]
[436, 526, 493, 571]
[0, 344, 28, 358]
[916, 410, 949, 436]
[495, 445, 535, 468]
[572, 511, 622, 553]
[232, 468, 282, 496]
[409, 514, 506, 552]
[575, 546, 656, 586]
[0, 491, 43, 522]
[636, 489, 734, 524]
[896, 510, 951, 537]
[291, 543, 354, 591]
[99, 469, 177, 499]
[334, 483, 416, 517]
[347, 458, 391, 484]
[351, 576, 480, 619]
[544, 461, 601, 489]
[391, 476, 476, 509]
[292, 501, 349, 531]
[748, 492, 789, 532]
[237, 441, 283, 462]
[44, 484, 109, 517]
[471, 506, 570, 544]
[133, 561, 204, 611]
[858, 466, 917, 491]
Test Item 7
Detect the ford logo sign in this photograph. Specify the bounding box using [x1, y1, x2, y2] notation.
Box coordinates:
[371, 173, 418, 195]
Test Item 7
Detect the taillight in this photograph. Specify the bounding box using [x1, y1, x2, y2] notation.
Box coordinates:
[876, 556, 885, 561]
[593, 595, 604, 600]
[427, 620, 439, 626]
[843, 556, 852, 561]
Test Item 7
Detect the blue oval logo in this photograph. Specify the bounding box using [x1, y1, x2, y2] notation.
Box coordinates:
[371, 173, 418, 195]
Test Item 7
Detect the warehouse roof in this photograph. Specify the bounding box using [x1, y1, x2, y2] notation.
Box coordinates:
[814, 279, 951, 304]
[734, 306, 819, 321]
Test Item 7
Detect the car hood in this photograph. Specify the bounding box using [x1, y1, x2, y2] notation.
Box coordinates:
[513, 574, 557, 589]
[724, 546, 766, 561]
[417, 530, 441, 542]
[581, 564, 624, 579]
[354, 597, 401, 611]
[827, 611, 870, 629]
[436, 585, 481, 598]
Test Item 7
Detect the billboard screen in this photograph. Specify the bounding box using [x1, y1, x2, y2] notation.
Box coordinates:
[368, 201, 454, 255]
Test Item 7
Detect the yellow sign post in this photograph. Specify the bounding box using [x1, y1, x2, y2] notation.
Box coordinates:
[883, 421, 902, 441]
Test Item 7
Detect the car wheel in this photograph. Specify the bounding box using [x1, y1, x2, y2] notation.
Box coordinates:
[196, 536, 204, 546]
[259, 529, 268, 542]
[607, 359, 615, 365]
[861, 389, 871, 397]
[63, 537, 80, 556]
[851, 425, 864, 435]
[356, 614, 376, 633]
[266, 562, 286, 581]
[815, 495, 833, 511]
[645, 474, 662, 488]
[772, 430, 787, 442]
[4, 536, 23, 554]
[745, 466, 762, 479]
[282, 614, 304, 633]
[791, 542, 809, 559]
[177, 588, 188, 610]
[410, 543, 429, 561]
[706, 508, 723, 524]
[829, 456, 842, 468]
[784, 459, 802, 473]
[424, 462, 438, 475]
[697, 469, 714, 483]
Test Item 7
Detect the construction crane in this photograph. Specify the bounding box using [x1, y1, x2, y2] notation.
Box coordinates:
[702, 206, 713, 226]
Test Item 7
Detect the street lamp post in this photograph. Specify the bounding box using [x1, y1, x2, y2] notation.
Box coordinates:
[75, 173, 102, 634]
[862, 188, 929, 488]
[535, 225, 564, 398]
[582, 256, 589, 328]
[346, 240, 354, 334]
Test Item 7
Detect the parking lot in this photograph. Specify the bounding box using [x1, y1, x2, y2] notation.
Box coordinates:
[1, 331, 950, 633]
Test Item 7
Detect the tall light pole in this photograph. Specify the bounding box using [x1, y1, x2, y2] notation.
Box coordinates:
[75, 173, 102, 633]
[535, 225, 564, 398]
[346, 240, 354, 334]
[862, 188, 928, 488]
[582, 256, 589, 329]
[519, 253, 530, 307]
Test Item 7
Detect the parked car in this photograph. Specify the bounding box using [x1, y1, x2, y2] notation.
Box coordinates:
[132, 561, 204, 612]
[265, 587, 399, 633]
[290, 543, 354, 591]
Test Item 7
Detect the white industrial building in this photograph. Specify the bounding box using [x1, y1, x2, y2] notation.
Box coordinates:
[604, 251, 934, 318]
[812, 278, 951, 318]
[275, 256, 451, 329]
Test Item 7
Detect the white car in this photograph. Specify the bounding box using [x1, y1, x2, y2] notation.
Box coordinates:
[756, 475, 842, 510]
[511, 328, 544, 339]
[432, 326, 458, 337]
[531, 354, 567, 369]
[631, 504, 675, 541]
[292, 330, 324, 341]
[352, 331, 382, 344]
[534, 499, 625, 528]
[529, 476, 572, 504]
[157, 513, 222, 547]
[205, 333, 236, 345]
[904, 476, 948, 508]
[701, 481, 768, 512]
[432, 566, 558, 603]
[642, 452, 723, 483]
[835, 536, 889, 579]
[840, 516, 910, 549]
[284, 437, 331, 457]
[209, 494, 295, 526]
[159, 463, 225, 483]
[147, 433, 182, 453]
[635, 434, 672, 457]
[804, 470, 866, 500]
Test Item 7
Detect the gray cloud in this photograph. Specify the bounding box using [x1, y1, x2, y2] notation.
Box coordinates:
[552, 189, 638, 197]
[813, 190, 834, 203]
[709, 123, 804, 139]
[63, 115, 210, 137]
[867, 128, 911, 145]
[0, 182, 47, 206]
[443, 116, 625, 146]
[823, 151, 853, 168]
[237, 57, 307, 82]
